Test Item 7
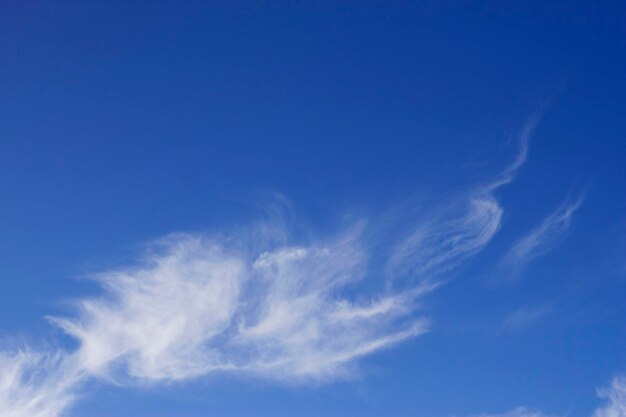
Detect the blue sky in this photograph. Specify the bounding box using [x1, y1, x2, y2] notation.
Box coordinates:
[1, 2, 625, 417]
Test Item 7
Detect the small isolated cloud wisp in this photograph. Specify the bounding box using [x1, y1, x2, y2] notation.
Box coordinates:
[499, 195, 584, 281]
[502, 304, 552, 332]
[475, 406, 557, 417]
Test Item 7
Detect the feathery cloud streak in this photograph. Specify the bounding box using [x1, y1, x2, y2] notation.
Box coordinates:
[0, 350, 79, 417]
[51, 230, 431, 383]
[500, 195, 584, 280]
[386, 116, 541, 281]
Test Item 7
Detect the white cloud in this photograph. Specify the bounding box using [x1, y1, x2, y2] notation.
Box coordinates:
[500, 196, 584, 279]
[56, 127, 540, 390]
[46, 228, 430, 385]
[594, 376, 626, 417]
[0, 137, 528, 417]
[485, 114, 540, 192]
[388, 195, 503, 279]
[0, 350, 80, 417]
[0, 225, 436, 417]
[387, 115, 541, 281]
[0, 115, 579, 417]
[236, 232, 430, 380]
[51, 235, 246, 381]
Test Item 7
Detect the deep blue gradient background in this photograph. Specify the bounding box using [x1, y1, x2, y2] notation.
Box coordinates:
[1, 2, 625, 416]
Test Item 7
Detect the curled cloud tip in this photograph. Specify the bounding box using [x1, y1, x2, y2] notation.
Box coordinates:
[388, 194, 503, 280]
[485, 113, 542, 192]
[385, 113, 540, 282]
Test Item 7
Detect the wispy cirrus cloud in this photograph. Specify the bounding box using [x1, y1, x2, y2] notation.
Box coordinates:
[51, 228, 430, 384]
[387, 115, 541, 282]
[0, 350, 80, 417]
[499, 195, 584, 281]
[486, 112, 541, 191]
[1, 224, 435, 417]
[386, 194, 503, 280]
[1, 114, 586, 417]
